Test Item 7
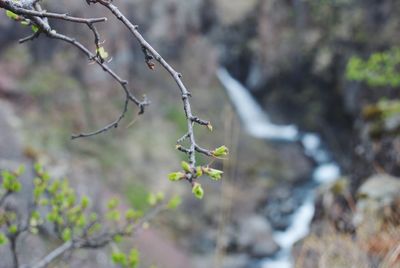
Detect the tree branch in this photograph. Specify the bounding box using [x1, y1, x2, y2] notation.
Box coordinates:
[90, 0, 213, 174]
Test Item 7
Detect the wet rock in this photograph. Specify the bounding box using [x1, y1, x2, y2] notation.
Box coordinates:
[221, 254, 250, 268]
[236, 215, 280, 257]
[277, 144, 314, 183]
[249, 239, 280, 258]
[357, 174, 400, 203]
[354, 174, 400, 225]
[261, 185, 310, 230]
[215, 0, 258, 25]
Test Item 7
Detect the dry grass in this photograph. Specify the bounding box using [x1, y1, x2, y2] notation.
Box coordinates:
[295, 202, 400, 268]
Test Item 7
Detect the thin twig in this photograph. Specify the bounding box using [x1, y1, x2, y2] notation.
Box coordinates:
[30, 203, 166, 268]
[91, 0, 213, 174]
[30, 241, 74, 268]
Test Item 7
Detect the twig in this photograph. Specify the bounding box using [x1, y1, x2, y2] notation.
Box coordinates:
[30, 203, 166, 268]
[30, 241, 74, 268]
[0, 0, 149, 139]
[91, 0, 213, 173]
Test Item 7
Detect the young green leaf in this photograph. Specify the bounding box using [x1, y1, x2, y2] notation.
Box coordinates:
[6, 10, 19, 20]
[204, 167, 223, 181]
[62, 228, 72, 241]
[181, 161, 191, 173]
[31, 25, 39, 33]
[195, 166, 203, 178]
[167, 195, 182, 209]
[107, 198, 119, 210]
[168, 172, 185, 181]
[8, 225, 18, 234]
[212, 145, 229, 157]
[81, 195, 90, 209]
[96, 46, 109, 59]
[111, 251, 127, 266]
[147, 193, 157, 206]
[113, 234, 123, 244]
[125, 209, 142, 222]
[128, 249, 140, 268]
[192, 183, 204, 199]
[0, 233, 7, 245]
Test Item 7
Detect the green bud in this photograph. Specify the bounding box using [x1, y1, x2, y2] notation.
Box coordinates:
[6, 10, 19, 20]
[207, 123, 213, 132]
[2, 171, 14, 191]
[56, 217, 64, 226]
[31, 211, 41, 221]
[0, 233, 7, 245]
[33, 177, 42, 186]
[168, 172, 185, 181]
[16, 165, 25, 176]
[96, 47, 109, 59]
[113, 234, 123, 244]
[148, 191, 164, 206]
[147, 193, 157, 206]
[156, 192, 165, 201]
[47, 212, 57, 222]
[195, 166, 203, 178]
[106, 210, 121, 222]
[20, 20, 29, 26]
[212, 145, 229, 157]
[111, 251, 127, 265]
[128, 249, 140, 267]
[204, 168, 223, 181]
[8, 225, 17, 234]
[167, 196, 182, 209]
[66, 193, 76, 208]
[49, 181, 60, 194]
[181, 161, 191, 173]
[62, 228, 71, 241]
[31, 25, 39, 33]
[107, 198, 119, 210]
[81, 196, 90, 209]
[76, 214, 87, 228]
[192, 183, 204, 199]
[41, 172, 50, 182]
[11, 181, 21, 192]
[39, 198, 48, 206]
[34, 163, 43, 174]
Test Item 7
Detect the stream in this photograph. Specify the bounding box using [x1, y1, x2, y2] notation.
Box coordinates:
[217, 68, 341, 268]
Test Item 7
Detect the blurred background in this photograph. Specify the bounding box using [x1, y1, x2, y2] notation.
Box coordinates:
[0, 0, 400, 267]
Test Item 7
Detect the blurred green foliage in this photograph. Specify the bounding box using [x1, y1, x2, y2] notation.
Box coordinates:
[346, 47, 400, 87]
[125, 183, 150, 211]
[0, 164, 181, 267]
[165, 105, 187, 133]
[21, 66, 80, 97]
[346, 48, 400, 138]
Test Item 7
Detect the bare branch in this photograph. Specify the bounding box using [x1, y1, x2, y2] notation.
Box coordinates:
[19, 31, 40, 44]
[30, 203, 166, 268]
[30, 241, 74, 268]
[91, 0, 213, 174]
[0, 0, 107, 24]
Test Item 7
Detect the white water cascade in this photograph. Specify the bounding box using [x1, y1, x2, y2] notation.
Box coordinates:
[217, 68, 298, 141]
[216, 68, 340, 268]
